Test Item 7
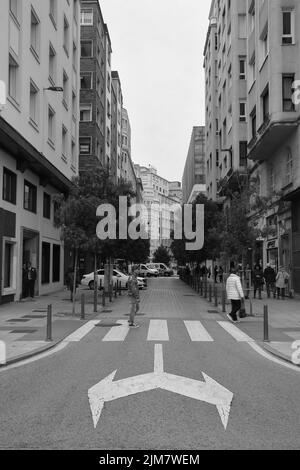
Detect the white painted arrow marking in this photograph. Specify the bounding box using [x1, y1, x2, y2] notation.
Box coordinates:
[88, 344, 233, 430]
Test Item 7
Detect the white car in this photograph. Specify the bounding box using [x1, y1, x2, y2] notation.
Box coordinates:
[81, 268, 146, 290]
[136, 264, 159, 277]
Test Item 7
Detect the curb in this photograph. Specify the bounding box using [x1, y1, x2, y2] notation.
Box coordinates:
[261, 342, 298, 367]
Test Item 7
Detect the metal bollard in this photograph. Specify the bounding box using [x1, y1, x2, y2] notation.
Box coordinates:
[81, 293, 85, 320]
[214, 286, 218, 307]
[109, 283, 113, 302]
[209, 284, 212, 302]
[94, 281, 98, 313]
[102, 287, 106, 307]
[204, 279, 208, 298]
[114, 282, 117, 298]
[263, 305, 269, 342]
[249, 298, 253, 317]
[222, 289, 226, 313]
[46, 304, 52, 342]
[119, 280, 122, 296]
[200, 280, 203, 297]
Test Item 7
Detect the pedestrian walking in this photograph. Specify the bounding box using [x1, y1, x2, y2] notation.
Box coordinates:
[276, 267, 289, 300]
[214, 265, 219, 283]
[128, 265, 140, 328]
[219, 266, 224, 284]
[226, 268, 245, 323]
[264, 264, 276, 299]
[24, 261, 37, 299]
[253, 265, 264, 299]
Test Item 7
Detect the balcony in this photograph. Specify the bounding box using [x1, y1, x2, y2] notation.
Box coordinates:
[248, 115, 299, 161]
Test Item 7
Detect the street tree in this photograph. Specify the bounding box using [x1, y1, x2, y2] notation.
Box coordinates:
[153, 246, 171, 266]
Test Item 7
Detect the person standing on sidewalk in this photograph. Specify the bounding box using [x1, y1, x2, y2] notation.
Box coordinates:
[264, 264, 276, 299]
[25, 262, 37, 299]
[128, 266, 140, 328]
[226, 268, 245, 323]
[253, 265, 264, 299]
[276, 267, 289, 300]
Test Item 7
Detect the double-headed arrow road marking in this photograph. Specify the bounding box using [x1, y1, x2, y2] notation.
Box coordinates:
[88, 344, 234, 430]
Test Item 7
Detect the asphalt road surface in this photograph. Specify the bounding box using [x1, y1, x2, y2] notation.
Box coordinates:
[1, 278, 300, 450]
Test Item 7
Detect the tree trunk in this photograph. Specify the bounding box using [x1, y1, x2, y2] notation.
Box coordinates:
[94, 252, 98, 313]
[72, 249, 78, 316]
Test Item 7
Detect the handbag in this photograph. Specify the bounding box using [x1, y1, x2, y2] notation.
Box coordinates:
[239, 298, 247, 318]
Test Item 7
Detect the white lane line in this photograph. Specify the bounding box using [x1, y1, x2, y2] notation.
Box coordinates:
[184, 321, 214, 342]
[218, 321, 255, 342]
[154, 344, 164, 373]
[102, 320, 130, 342]
[147, 320, 169, 342]
[64, 320, 100, 342]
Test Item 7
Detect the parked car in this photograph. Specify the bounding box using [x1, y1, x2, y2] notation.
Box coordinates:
[147, 263, 174, 277]
[81, 268, 147, 290]
[136, 264, 159, 278]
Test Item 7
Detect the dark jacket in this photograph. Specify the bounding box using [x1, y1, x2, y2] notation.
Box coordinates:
[264, 267, 276, 284]
[253, 269, 264, 285]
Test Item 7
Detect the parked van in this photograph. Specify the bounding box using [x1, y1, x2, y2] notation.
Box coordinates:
[147, 263, 174, 277]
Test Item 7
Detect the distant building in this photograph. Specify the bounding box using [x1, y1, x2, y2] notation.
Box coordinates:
[182, 127, 206, 204]
[169, 181, 183, 205]
[0, 0, 80, 304]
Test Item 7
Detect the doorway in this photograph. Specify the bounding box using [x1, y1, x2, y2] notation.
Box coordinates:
[21, 228, 39, 298]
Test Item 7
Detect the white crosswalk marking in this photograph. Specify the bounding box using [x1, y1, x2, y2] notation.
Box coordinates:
[217, 321, 255, 342]
[65, 320, 100, 342]
[102, 320, 130, 342]
[184, 321, 214, 342]
[147, 320, 169, 341]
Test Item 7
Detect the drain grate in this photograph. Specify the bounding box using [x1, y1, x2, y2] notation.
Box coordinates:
[7, 319, 30, 323]
[23, 315, 46, 319]
[207, 310, 219, 314]
[10, 329, 37, 334]
[32, 310, 47, 313]
[101, 310, 113, 313]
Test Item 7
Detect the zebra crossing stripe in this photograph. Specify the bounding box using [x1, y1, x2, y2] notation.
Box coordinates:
[147, 320, 169, 342]
[102, 320, 130, 342]
[65, 320, 100, 342]
[184, 321, 214, 342]
[217, 321, 255, 342]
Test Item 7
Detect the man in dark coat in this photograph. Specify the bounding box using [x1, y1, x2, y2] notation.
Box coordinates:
[25, 262, 37, 299]
[253, 265, 264, 299]
[263, 264, 276, 298]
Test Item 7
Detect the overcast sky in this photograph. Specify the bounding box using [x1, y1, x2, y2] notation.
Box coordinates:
[100, 0, 211, 183]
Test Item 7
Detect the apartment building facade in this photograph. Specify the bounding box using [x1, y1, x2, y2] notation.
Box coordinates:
[245, 0, 300, 293]
[79, 0, 106, 172]
[204, 0, 248, 202]
[111, 71, 123, 182]
[134, 164, 179, 259]
[182, 126, 206, 204]
[0, 0, 80, 304]
[204, 0, 300, 293]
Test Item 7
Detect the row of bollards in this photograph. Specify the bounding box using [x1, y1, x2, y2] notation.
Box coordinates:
[181, 274, 271, 343]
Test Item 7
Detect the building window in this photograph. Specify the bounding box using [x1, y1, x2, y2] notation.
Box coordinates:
[283, 74, 295, 111]
[80, 72, 92, 89]
[4, 241, 16, 289]
[286, 148, 293, 185]
[62, 126, 68, 160]
[29, 80, 39, 127]
[81, 40, 93, 57]
[49, 43, 56, 84]
[63, 70, 69, 108]
[24, 181, 37, 213]
[3, 168, 17, 205]
[239, 141, 247, 167]
[63, 15, 69, 55]
[49, 0, 57, 25]
[239, 101, 246, 122]
[239, 57, 246, 80]
[71, 139, 76, 167]
[42, 242, 50, 285]
[259, 27, 268, 65]
[79, 137, 92, 154]
[262, 86, 269, 122]
[10, 0, 19, 21]
[238, 14, 247, 39]
[251, 107, 256, 139]
[43, 193, 51, 219]
[52, 244, 60, 283]
[8, 54, 19, 103]
[80, 104, 92, 121]
[80, 9, 93, 25]
[269, 164, 276, 193]
[48, 106, 55, 145]
[30, 7, 40, 58]
[282, 9, 295, 45]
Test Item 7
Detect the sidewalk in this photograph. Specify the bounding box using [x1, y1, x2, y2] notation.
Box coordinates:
[0, 286, 127, 367]
[206, 284, 300, 365]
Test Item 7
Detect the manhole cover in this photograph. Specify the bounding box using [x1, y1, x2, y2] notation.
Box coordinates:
[207, 310, 219, 314]
[23, 315, 46, 319]
[96, 323, 122, 328]
[10, 329, 37, 334]
[7, 319, 30, 323]
[101, 310, 113, 313]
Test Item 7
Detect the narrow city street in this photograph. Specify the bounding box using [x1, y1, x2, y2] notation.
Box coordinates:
[0, 278, 300, 450]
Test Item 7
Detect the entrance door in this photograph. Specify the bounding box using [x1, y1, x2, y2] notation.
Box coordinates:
[22, 228, 39, 298]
